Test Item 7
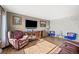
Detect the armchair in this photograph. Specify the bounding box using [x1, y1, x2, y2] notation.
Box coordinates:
[8, 30, 29, 49]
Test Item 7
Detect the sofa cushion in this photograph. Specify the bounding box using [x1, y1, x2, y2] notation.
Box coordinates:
[12, 30, 24, 39]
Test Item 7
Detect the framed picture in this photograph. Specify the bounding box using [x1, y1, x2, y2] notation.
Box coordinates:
[40, 21, 46, 27]
[13, 16, 22, 25]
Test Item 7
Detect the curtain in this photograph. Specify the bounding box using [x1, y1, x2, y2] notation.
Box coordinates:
[0, 6, 9, 48]
[0, 7, 2, 44]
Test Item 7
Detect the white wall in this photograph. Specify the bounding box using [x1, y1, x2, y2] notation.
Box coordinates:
[50, 16, 79, 33]
[49, 5, 79, 34]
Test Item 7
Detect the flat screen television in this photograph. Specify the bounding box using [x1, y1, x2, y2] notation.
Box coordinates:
[25, 20, 37, 28]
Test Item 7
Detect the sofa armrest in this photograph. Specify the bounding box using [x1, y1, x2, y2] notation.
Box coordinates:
[19, 35, 28, 40]
[9, 39, 19, 49]
[9, 38, 16, 40]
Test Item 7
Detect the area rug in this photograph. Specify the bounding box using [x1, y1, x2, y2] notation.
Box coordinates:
[24, 41, 57, 54]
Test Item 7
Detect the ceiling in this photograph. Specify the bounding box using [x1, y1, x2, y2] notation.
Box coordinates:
[2, 5, 79, 20]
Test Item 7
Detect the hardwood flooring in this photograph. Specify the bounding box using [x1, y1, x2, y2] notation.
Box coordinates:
[2, 37, 64, 54]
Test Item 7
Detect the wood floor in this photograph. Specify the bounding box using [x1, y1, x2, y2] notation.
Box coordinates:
[2, 37, 64, 54]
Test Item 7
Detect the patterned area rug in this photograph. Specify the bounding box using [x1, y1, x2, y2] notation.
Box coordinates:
[24, 40, 57, 54]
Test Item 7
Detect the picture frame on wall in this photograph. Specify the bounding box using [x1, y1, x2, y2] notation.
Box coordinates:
[13, 16, 22, 25]
[40, 21, 46, 27]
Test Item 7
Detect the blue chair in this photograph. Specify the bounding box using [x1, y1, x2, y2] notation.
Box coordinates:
[48, 31, 55, 37]
[64, 32, 77, 40]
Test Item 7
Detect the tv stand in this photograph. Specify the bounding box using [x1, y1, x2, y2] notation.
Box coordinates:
[25, 31, 42, 39]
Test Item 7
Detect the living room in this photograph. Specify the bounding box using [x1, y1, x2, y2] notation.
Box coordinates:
[0, 5, 79, 54]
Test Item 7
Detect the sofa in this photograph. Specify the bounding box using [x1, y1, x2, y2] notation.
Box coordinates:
[64, 32, 77, 40]
[8, 30, 29, 49]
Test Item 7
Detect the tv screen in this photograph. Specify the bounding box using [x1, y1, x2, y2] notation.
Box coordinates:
[25, 20, 37, 28]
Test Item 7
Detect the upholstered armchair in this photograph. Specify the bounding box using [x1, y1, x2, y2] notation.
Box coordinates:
[64, 32, 77, 40]
[8, 30, 29, 49]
